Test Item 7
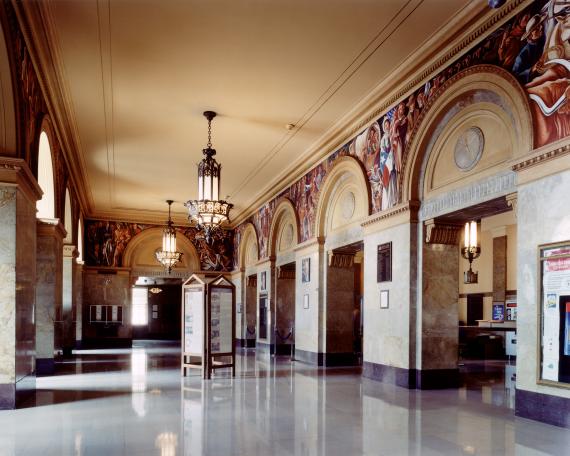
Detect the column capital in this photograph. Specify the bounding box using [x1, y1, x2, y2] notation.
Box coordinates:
[0, 158, 42, 204]
[37, 218, 66, 240]
[63, 244, 79, 258]
[424, 219, 462, 245]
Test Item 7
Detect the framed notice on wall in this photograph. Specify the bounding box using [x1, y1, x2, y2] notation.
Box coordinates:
[538, 242, 570, 387]
[377, 242, 392, 283]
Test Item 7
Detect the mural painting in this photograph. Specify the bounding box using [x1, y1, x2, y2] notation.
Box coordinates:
[234, 0, 570, 263]
[84, 220, 233, 271]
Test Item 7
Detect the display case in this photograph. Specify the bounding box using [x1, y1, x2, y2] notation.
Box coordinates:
[181, 273, 236, 379]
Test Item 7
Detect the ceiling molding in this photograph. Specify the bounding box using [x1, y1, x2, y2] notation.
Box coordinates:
[10, 0, 95, 217]
[229, 0, 530, 228]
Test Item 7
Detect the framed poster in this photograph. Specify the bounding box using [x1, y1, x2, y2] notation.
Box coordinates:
[492, 302, 505, 321]
[377, 242, 392, 283]
[538, 242, 570, 387]
[302, 258, 310, 283]
[260, 271, 267, 291]
[380, 290, 389, 309]
[210, 287, 233, 354]
[303, 294, 309, 309]
[184, 289, 204, 354]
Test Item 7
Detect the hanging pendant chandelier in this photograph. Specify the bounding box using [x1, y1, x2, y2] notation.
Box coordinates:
[155, 200, 182, 274]
[185, 111, 233, 243]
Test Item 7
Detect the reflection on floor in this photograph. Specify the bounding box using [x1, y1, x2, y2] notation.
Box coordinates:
[0, 341, 568, 455]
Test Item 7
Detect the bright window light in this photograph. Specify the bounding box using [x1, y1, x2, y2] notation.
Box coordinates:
[132, 287, 148, 326]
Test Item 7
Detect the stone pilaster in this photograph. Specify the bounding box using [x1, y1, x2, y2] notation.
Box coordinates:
[0, 158, 42, 409]
[62, 245, 78, 355]
[36, 219, 66, 375]
[73, 257, 84, 348]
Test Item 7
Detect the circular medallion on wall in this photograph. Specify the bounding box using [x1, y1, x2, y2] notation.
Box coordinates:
[454, 127, 484, 172]
[341, 191, 356, 220]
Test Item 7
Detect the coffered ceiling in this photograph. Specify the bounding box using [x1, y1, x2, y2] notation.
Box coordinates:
[38, 0, 487, 225]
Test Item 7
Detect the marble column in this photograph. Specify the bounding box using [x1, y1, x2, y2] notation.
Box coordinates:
[36, 219, 66, 375]
[324, 251, 357, 365]
[62, 245, 78, 355]
[74, 257, 84, 348]
[419, 223, 460, 388]
[0, 158, 42, 409]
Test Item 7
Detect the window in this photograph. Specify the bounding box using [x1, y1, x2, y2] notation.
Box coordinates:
[77, 218, 83, 263]
[131, 287, 148, 326]
[36, 131, 55, 219]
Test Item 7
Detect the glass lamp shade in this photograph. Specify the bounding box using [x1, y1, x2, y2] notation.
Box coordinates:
[155, 217, 182, 273]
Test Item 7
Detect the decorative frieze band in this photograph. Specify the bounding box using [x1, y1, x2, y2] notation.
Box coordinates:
[512, 142, 570, 172]
[420, 171, 517, 220]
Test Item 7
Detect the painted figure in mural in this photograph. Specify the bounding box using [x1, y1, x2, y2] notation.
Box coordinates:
[391, 102, 407, 176]
[378, 117, 398, 211]
[524, 1, 570, 146]
[499, 13, 532, 69]
[405, 93, 419, 144]
[512, 14, 546, 83]
[365, 123, 381, 172]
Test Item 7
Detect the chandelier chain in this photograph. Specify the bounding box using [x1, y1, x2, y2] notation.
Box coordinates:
[207, 118, 212, 148]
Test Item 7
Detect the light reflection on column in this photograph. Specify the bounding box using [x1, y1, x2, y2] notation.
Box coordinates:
[155, 432, 178, 456]
[131, 348, 147, 417]
[74, 433, 82, 456]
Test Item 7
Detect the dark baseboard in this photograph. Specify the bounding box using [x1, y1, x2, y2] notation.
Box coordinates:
[363, 361, 416, 388]
[235, 338, 256, 349]
[80, 338, 133, 349]
[515, 388, 570, 428]
[0, 383, 15, 410]
[36, 358, 55, 376]
[415, 368, 460, 389]
[294, 349, 359, 367]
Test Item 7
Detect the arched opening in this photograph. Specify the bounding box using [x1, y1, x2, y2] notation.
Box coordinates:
[122, 228, 200, 341]
[238, 224, 259, 348]
[268, 199, 299, 356]
[77, 217, 83, 263]
[404, 66, 532, 390]
[64, 188, 72, 244]
[314, 156, 370, 366]
[36, 131, 55, 219]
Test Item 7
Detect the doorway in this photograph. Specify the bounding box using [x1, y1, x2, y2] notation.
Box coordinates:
[244, 274, 257, 348]
[325, 241, 363, 366]
[275, 262, 296, 355]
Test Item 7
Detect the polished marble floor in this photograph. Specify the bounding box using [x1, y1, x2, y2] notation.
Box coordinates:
[0, 342, 568, 456]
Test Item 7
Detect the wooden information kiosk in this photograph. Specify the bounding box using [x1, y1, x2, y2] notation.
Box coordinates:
[181, 273, 236, 379]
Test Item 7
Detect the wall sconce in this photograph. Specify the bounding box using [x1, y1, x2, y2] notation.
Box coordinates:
[461, 221, 481, 284]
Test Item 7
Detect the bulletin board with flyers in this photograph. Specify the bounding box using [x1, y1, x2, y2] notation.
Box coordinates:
[538, 242, 570, 387]
[181, 273, 236, 379]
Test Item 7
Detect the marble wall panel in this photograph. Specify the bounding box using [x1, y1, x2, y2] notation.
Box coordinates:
[35, 232, 58, 360]
[82, 271, 131, 341]
[517, 170, 570, 399]
[15, 190, 36, 384]
[0, 187, 16, 384]
[363, 222, 412, 369]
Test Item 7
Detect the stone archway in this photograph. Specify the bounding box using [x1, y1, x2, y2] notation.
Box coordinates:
[401, 65, 532, 388]
[312, 155, 370, 365]
[123, 227, 200, 279]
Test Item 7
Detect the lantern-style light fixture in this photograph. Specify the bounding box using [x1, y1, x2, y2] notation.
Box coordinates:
[155, 200, 182, 274]
[185, 111, 233, 243]
[461, 220, 481, 284]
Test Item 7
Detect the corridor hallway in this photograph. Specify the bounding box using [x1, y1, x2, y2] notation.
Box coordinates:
[0, 342, 567, 455]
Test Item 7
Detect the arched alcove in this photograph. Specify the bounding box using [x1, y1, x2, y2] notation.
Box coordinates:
[268, 198, 299, 258]
[63, 188, 72, 243]
[36, 130, 55, 219]
[122, 227, 200, 278]
[402, 65, 533, 204]
[239, 223, 259, 270]
[314, 156, 370, 242]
